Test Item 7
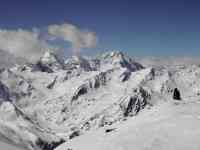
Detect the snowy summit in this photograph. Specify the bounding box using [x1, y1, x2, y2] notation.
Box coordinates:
[0, 51, 200, 150]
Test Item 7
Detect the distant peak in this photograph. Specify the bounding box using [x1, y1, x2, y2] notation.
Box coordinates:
[64, 55, 93, 72]
[100, 50, 144, 71]
[102, 50, 124, 59]
[30, 50, 64, 72]
[40, 50, 59, 64]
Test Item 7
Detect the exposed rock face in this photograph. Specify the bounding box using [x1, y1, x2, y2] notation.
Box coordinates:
[70, 70, 111, 103]
[0, 69, 35, 103]
[100, 51, 144, 71]
[64, 56, 93, 72]
[123, 96, 141, 117]
[173, 88, 181, 100]
[71, 84, 88, 102]
[69, 130, 80, 139]
[33, 61, 54, 73]
[119, 70, 132, 82]
[121, 87, 151, 117]
[0, 50, 199, 150]
[63, 56, 95, 81]
[32, 51, 64, 73]
[89, 58, 101, 71]
[47, 76, 58, 89]
[0, 81, 10, 102]
[36, 138, 65, 150]
[40, 51, 64, 70]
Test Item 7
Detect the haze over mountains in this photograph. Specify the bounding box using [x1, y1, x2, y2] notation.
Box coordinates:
[0, 50, 26, 68]
[0, 50, 200, 150]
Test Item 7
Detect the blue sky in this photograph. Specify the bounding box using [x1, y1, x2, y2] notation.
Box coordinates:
[0, 0, 200, 56]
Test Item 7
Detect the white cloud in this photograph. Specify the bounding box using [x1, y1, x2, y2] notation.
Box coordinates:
[0, 23, 97, 62]
[0, 29, 50, 62]
[48, 23, 97, 55]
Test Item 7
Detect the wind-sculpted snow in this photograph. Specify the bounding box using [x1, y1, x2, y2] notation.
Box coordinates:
[0, 51, 200, 150]
[56, 101, 200, 150]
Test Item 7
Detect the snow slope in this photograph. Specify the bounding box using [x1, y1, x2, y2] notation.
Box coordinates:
[0, 50, 200, 150]
[57, 100, 200, 150]
[0, 141, 25, 150]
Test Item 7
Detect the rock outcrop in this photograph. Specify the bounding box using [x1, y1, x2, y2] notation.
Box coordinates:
[0, 50, 198, 150]
[0, 81, 10, 102]
[173, 88, 181, 100]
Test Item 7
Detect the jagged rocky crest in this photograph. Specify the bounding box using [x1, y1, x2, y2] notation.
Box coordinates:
[0, 50, 199, 150]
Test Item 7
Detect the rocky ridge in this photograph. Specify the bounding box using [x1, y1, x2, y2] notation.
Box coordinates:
[0, 51, 200, 150]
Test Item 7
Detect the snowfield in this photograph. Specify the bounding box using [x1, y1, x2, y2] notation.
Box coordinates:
[0, 141, 25, 150]
[57, 100, 200, 150]
[0, 50, 200, 150]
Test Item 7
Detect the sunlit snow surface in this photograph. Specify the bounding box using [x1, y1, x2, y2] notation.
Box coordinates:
[0, 51, 200, 150]
[57, 100, 200, 150]
[0, 141, 24, 150]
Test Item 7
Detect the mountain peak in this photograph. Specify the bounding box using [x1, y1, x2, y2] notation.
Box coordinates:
[30, 50, 64, 73]
[41, 51, 57, 62]
[40, 51, 63, 65]
[100, 50, 144, 71]
[64, 55, 93, 72]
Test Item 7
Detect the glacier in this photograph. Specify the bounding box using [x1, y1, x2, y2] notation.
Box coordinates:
[0, 51, 200, 150]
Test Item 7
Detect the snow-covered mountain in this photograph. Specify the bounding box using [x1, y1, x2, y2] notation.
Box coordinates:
[0, 50, 200, 150]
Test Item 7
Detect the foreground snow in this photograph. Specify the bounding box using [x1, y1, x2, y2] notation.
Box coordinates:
[0, 141, 24, 150]
[57, 100, 200, 150]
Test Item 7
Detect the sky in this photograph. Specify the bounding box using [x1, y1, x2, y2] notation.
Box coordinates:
[0, 0, 200, 58]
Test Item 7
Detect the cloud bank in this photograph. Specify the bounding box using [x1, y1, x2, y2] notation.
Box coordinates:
[48, 23, 97, 56]
[0, 23, 97, 62]
[0, 29, 49, 62]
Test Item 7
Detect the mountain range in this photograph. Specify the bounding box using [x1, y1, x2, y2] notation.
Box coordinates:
[0, 50, 200, 150]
